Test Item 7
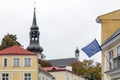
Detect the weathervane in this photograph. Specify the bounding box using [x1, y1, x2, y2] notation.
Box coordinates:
[34, 1, 36, 9]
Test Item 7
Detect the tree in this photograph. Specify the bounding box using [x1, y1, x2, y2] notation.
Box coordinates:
[70, 59, 101, 80]
[38, 59, 52, 67]
[0, 33, 21, 50]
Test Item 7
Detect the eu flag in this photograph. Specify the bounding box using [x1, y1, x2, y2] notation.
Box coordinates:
[81, 39, 102, 57]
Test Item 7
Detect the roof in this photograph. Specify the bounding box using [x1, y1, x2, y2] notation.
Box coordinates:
[43, 66, 86, 79]
[101, 28, 120, 47]
[0, 45, 36, 55]
[96, 9, 120, 23]
[43, 66, 65, 72]
[48, 58, 77, 68]
[39, 65, 53, 77]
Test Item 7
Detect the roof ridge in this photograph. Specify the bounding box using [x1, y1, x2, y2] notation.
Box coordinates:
[0, 45, 36, 55]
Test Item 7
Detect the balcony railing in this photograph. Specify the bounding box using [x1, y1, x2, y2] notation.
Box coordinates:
[113, 56, 120, 69]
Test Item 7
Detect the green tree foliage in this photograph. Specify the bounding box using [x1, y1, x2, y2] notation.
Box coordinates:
[0, 34, 21, 50]
[70, 59, 101, 80]
[38, 59, 52, 67]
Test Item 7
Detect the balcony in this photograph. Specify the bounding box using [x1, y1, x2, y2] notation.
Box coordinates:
[105, 56, 120, 80]
[113, 56, 120, 69]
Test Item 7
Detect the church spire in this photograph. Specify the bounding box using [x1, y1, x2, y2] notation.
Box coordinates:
[75, 47, 79, 61]
[31, 7, 39, 30]
[27, 7, 44, 59]
[33, 7, 37, 25]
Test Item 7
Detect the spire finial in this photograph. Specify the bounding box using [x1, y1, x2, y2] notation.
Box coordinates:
[32, 2, 37, 25]
[34, 1, 36, 9]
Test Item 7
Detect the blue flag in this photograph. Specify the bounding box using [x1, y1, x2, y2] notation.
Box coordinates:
[81, 39, 102, 57]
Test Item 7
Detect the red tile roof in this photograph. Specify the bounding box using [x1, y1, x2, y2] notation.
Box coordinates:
[39, 64, 53, 77]
[0, 45, 35, 55]
[43, 66, 85, 78]
[43, 66, 66, 72]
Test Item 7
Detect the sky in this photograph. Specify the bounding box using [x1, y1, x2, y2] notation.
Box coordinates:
[0, 0, 120, 63]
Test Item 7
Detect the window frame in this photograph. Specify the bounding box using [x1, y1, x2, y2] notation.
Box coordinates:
[2, 73, 9, 80]
[24, 73, 31, 80]
[108, 49, 114, 69]
[3, 58, 8, 67]
[117, 45, 120, 56]
[24, 58, 31, 67]
[13, 58, 20, 67]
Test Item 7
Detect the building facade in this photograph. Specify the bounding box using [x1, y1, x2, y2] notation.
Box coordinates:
[44, 67, 87, 80]
[97, 9, 120, 80]
[0, 45, 39, 80]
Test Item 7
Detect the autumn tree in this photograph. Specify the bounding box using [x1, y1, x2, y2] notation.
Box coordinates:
[70, 59, 101, 80]
[38, 59, 52, 67]
[0, 33, 21, 50]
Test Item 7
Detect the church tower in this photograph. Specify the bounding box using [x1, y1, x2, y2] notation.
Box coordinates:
[27, 8, 45, 59]
[75, 47, 79, 61]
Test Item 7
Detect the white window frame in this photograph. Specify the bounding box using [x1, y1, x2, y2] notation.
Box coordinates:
[108, 49, 114, 69]
[24, 58, 31, 67]
[24, 73, 32, 80]
[13, 58, 20, 67]
[117, 45, 120, 56]
[2, 73, 9, 80]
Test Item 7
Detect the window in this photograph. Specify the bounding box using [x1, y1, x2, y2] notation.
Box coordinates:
[24, 73, 31, 80]
[4, 58, 7, 67]
[117, 46, 120, 56]
[24, 58, 31, 67]
[67, 77, 69, 80]
[42, 77, 44, 80]
[108, 50, 113, 69]
[2, 73, 9, 80]
[13, 58, 20, 66]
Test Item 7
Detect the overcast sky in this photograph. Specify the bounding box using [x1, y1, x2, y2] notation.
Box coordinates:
[0, 0, 120, 63]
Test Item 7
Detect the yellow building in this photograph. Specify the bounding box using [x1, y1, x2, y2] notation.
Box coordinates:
[0, 45, 39, 80]
[97, 9, 120, 80]
[43, 66, 86, 80]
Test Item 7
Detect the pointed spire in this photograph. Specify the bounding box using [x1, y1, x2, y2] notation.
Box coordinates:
[75, 47, 80, 53]
[75, 47, 79, 61]
[33, 7, 37, 25]
[31, 3, 39, 30]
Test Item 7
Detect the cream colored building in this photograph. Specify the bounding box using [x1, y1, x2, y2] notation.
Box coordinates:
[97, 9, 120, 80]
[0, 45, 39, 80]
[43, 67, 87, 80]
